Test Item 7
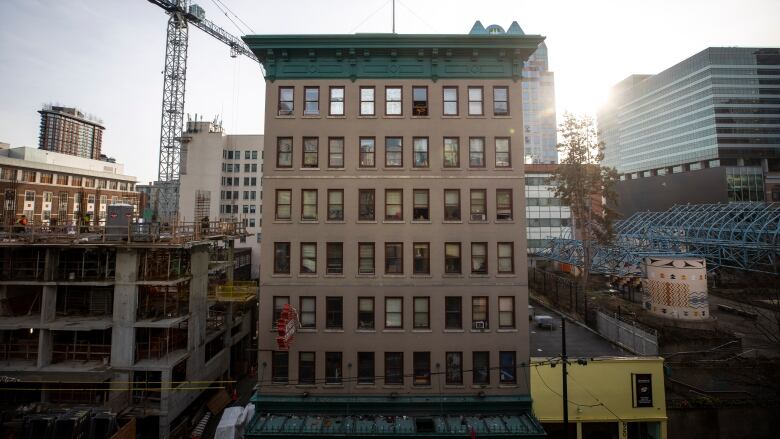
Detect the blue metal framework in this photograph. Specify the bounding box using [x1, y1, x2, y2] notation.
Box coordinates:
[537, 203, 780, 275]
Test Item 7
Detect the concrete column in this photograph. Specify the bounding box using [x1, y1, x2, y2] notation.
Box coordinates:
[37, 329, 52, 368]
[224, 239, 235, 376]
[188, 244, 209, 365]
[111, 248, 138, 368]
[37, 249, 59, 368]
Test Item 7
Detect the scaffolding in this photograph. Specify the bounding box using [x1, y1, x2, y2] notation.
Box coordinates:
[537, 202, 780, 275]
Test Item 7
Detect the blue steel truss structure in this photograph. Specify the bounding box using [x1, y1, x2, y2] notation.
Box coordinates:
[537, 203, 780, 276]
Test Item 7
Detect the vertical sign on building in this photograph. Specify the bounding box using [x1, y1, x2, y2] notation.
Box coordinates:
[633, 373, 653, 407]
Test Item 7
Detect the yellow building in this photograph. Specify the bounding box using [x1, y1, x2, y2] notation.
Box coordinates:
[531, 357, 667, 439]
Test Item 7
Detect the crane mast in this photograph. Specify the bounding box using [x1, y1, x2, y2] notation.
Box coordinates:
[146, 0, 259, 220]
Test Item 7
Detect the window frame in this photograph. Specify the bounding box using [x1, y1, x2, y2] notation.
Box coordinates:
[358, 242, 375, 274]
[473, 351, 490, 385]
[500, 351, 517, 384]
[443, 86, 459, 116]
[384, 86, 403, 116]
[445, 296, 462, 329]
[384, 189, 403, 221]
[325, 296, 343, 329]
[384, 137, 403, 168]
[412, 242, 430, 275]
[358, 297, 375, 330]
[498, 242, 515, 274]
[360, 86, 376, 116]
[413, 297, 430, 329]
[328, 137, 345, 168]
[275, 189, 292, 220]
[278, 87, 294, 116]
[499, 296, 516, 329]
[472, 296, 489, 329]
[327, 189, 344, 221]
[300, 242, 317, 274]
[445, 352, 463, 385]
[301, 189, 318, 221]
[412, 189, 429, 221]
[303, 86, 320, 116]
[384, 297, 403, 329]
[276, 137, 293, 168]
[384, 242, 404, 275]
[412, 137, 429, 168]
[271, 351, 289, 383]
[358, 189, 375, 221]
[326, 242, 343, 275]
[413, 352, 431, 386]
[325, 352, 343, 384]
[469, 137, 486, 168]
[357, 352, 375, 384]
[412, 86, 429, 116]
[384, 352, 404, 385]
[299, 296, 316, 328]
[298, 352, 316, 385]
[328, 86, 345, 116]
[444, 189, 461, 221]
[495, 137, 511, 167]
[443, 137, 460, 168]
[302, 137, 319, 168]
[272, 296, 289, 325]
[470, 189, 487, 221]
[444, 242, 462, 274]
[496, 189, 513, 221]
[493, 86, 510, 116]
[359, 137, 376, 168]
[467, 86, 484, 116]
[273, 242, 291, 274]
[471, 242, 488, 275]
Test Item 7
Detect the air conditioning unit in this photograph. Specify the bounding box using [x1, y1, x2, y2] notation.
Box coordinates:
[475, 321, 486, 329]
[471, 213, 486, 221]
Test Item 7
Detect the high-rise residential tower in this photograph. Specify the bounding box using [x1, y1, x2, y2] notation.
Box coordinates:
[38, 105, 104, 160]
[598, 47, 780, 215]
[242, 26, 546, 436]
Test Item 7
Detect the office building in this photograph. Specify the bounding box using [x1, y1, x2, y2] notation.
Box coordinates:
[0, 144, 138, 225]
[0, 219, 255, 438]
[524, 164, 572, 256]
[598, 47, 780, 215]
[38, 105, 104, 160]
[243, 25, 546, 437]
[178, 120, 263, 278]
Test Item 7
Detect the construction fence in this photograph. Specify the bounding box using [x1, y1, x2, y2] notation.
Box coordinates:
[595, 311, 659, 356]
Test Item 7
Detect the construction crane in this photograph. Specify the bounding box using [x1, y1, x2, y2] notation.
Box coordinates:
[146, 0, 259, 220]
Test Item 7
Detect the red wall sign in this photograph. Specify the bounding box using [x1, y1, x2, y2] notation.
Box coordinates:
[276, 304, 300, 350]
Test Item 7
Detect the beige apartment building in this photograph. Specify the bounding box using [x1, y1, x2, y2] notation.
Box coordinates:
[243, 25, 547, 437]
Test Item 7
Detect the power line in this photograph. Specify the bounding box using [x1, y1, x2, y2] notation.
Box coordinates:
[349, 0, 392, 34]
[208, 0, 247, 36]
[213, 0, 255, 33]
[397, 0, 438, 33]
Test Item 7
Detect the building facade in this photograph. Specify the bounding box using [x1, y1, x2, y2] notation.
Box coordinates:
[0, 145, 138, 226]
[243, 28, 545, 436]
[598, 48, 780, 215]
[178, 120, 263, 278]
[38, 105, 104, 160]
[525, 164, 572, 256]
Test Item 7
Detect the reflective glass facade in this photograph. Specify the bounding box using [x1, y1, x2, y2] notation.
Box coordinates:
[522, 43, 558, 164]
[599, 47, 780, 202]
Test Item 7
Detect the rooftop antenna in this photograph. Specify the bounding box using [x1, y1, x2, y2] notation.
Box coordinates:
[392, 0, 395, 33]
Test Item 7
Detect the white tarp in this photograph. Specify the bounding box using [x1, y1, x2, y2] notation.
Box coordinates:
[214, 407, 244, 439]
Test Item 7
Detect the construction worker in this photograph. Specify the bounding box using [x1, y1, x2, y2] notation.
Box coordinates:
[80, 213, 91, 233]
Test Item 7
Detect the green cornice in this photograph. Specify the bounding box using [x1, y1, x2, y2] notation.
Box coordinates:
[242, 33, 544, 82]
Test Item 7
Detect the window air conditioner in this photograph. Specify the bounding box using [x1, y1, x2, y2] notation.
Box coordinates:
[471, 213, 486, 221]
[475, 321, 486, 329]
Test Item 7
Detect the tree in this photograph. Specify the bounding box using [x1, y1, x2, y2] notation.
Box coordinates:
[550, 112, 620, 289]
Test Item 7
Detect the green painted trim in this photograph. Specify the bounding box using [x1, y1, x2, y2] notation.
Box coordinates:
[242, 34, 544, 82]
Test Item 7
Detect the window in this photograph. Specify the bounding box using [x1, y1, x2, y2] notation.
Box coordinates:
[359, 137, 375, 167]
[252, 150, 258, 159]
[358, 189, 375, 221]
[44, 192, 53, 203]
[299, 352, 315, 384]
[468, 86, 484, 115]
[301, 189, 317, 221]
[443, 137, 459, 168]
[385, 297, 403, 328]
[499, 297, 515, 329]
[277, 138, 293, 168]
[358, 297, 375, 329]
[443, 86, 458, 115]
[473, 352, 490, 385]
[470, 189, 486, 221]
[413, 297, 429, 329]
[445, 243, 461, 274]
[1, 168, 16, 181]
[278, 87, 294, 116]
[358, 243, 375, 274]
[412, 86, 428, 116]
[493, 86, 509, 115]
[472, 297, 488, 329]
[326, 297, 343, 329]
[360, 87, 375, 115]
[413, 243, 430, 275]
[413, 352, 431, 386]
[444, 296, 463, 329]
[300, 243, 317, 274]
[303, 137, 318, 168]
[498, 242, 514, 273]
[328, 137, 344, 168]
[385, 137, 403, 167]
[245, 150, 251, 159]
[325, 352, 342, 384]
[272, 351, 289, 383]
[412, 189, 429, 220]
[273, 296, 289, 324]
[275, 189, 291, 220]
[385, 86, 402, 115]
[40, 172, 53, 184]
[329, 86, 344, 115]
[496, 189, 513, 220]
[446, 352, 463, 385]
[58, 192, 68, 216]
[444, 189, 461, 221]
[300, 297, 316, 328]
[326, 243, 343, 274]
[384, 352, 403, 385]
[358, 352, 374, 384]
[274, 243, 291, 273]
[71, 176, 82, 186]
[469, 137, 485, 167]
[471, 243, 488, 274]
[500, 351, 517, 384]
[327, 189, 344, 221]
[384, 189, 403, 221]
[495, 138, 511, 167]
[413, 137, 429, 168]
[22, 170, 36, 183]
[304, 86, 319, 115]
[384, 243, 403, 274]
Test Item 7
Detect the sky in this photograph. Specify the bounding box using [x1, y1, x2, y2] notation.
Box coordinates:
[1, 0, 778, 183]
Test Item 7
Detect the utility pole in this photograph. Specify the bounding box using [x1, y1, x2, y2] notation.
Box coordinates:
[561, 316, 569, 436]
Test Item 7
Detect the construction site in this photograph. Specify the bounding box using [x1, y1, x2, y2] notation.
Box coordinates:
[0, 212, 258, 438]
